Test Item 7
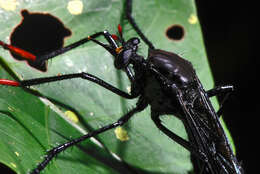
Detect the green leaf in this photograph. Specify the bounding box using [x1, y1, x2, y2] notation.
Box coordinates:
[0, 0, 234, 174]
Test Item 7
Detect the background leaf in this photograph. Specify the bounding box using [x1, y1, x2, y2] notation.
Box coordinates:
[0, 0, 233, 173]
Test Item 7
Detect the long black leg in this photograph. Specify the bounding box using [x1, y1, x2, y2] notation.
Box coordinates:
[151, 111, 207, 162]
[20, 72, 138, 99]
[206, 85, 234, 116]
[30, 99, 147, 174]
[36, 31, 117, 63]
[206, 85, 234, 98]
[125, 0, 155, 49]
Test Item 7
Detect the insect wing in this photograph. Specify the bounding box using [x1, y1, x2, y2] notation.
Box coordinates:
[179, 77, 242, 174]
[195, 80, 243, 174]
[173, 86, 219, 173]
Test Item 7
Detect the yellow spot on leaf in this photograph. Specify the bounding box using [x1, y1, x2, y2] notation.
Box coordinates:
[14, 151, 19, 156]
[8, 106, 14, 111]
[0, 0, 19, 11]
[126, 86, 131, 93]
[65, 110, 79, 123]
[188, 14, 198, 24]
[10, 162, 16, 168]
[67, 0, 83, 15]
[114, 127, 129, 141]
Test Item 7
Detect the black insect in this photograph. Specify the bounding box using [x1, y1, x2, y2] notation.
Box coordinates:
[0, 0, 243, 173]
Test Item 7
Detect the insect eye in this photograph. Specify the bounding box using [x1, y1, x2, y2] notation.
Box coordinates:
[132, 38, 140, 45]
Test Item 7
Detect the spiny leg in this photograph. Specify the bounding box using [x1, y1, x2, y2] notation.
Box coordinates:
[125, 0, 155, 49]
[30, 99, 147, 174]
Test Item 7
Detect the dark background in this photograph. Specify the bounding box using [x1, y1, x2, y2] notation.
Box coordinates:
[195, 1, 253, 173]
[0, 1, 254, 173]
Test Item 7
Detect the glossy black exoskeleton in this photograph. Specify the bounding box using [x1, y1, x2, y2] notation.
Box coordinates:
[0, 0, 244, 173]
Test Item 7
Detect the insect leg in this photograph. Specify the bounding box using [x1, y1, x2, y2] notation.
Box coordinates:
[30, 102, 146, 174]
[0, 31, 112, 63]
[206, 85, 234, 97]
[36, 31, 117, 63]
[151, 111, 208, 162]
[125, 0, 155, 49]
[207, 85, 234, 116]
[0, 71, 139, 98]
[24, 73, 138, 99]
